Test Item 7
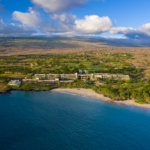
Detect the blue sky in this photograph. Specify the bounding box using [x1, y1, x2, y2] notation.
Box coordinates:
[74, 0, 150, 27]
[0, 0, 150, 39]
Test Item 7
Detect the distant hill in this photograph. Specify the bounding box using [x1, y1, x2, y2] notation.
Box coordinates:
[0, 36, 150, 48]
[0, 36, 150, 56]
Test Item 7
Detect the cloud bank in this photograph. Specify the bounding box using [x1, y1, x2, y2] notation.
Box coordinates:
[0, 0, 150, 41]
[111, 23, 150, 39]
[0, 19, 36, 36]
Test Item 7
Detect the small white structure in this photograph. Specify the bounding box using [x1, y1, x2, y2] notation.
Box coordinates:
[8, 80, 21, 86]
[55, 78, 60, 81]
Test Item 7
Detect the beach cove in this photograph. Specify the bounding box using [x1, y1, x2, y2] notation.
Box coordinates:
[52, 88, 150, 109]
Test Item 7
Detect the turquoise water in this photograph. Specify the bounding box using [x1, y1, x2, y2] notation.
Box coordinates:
[0, 91, 150, 150]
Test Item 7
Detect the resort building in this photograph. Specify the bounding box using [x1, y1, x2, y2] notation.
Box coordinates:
[8, 80, 21, 86]
[33, 73, 130, 81]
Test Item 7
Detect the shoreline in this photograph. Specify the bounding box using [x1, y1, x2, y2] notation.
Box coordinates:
[52, 88, 150, 109]
[1, 87, 150, 109]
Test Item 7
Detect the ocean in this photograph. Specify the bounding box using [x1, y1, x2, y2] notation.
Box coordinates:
[0, 91, 150, 150]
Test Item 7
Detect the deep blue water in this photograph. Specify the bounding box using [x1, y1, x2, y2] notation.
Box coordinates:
[0, 91, 150, 150]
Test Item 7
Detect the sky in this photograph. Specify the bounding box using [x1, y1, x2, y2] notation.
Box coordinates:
[0, 0, 150, 40]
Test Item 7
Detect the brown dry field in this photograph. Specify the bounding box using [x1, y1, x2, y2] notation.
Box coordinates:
[0, 45, 150, 78]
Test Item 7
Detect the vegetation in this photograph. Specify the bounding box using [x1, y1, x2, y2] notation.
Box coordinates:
[0, 50, 150, 104]
[18, 82, 55, 91]
[0, 52, 134, 75]
[62, 81, 93, 89]
[93, 80, 150, 103]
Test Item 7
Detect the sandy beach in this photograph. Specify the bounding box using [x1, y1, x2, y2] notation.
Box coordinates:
[52, 88, 150, 109]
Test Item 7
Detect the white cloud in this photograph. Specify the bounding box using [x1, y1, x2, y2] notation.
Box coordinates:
[139, 23, 150, 36]
[13, 8, 42, 28]
[32, 0, 88, 13]
[110, 27, 136, 34]
[12, 7, 60, 33]
[75, 15, 112, 34]
[110, 23, 150, 39]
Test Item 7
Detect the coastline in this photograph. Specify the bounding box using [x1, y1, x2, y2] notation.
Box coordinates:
[52, 88, 150, 109]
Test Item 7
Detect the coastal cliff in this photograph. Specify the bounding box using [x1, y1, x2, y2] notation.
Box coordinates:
[0, 82, 10, 93]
